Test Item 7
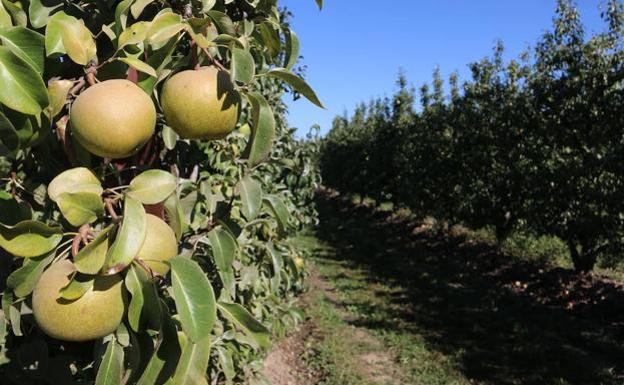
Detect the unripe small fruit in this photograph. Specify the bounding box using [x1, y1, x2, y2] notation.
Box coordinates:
[137, 214, 177, 276]
[70, 79, 156, 158]
[32, 260, 125, 342]
[161, 66, 241, 139]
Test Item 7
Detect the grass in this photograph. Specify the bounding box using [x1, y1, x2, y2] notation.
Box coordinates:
[307, 192, 624, 385]
[294, 234, 473, 385]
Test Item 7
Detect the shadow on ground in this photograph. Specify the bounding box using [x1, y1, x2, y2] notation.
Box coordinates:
[314, 191, 624, 385]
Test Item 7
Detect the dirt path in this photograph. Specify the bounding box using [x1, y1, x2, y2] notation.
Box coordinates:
[262, 263, 405, 385]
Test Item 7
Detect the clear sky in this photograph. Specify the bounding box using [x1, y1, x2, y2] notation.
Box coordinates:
[281, 0, 607, 136]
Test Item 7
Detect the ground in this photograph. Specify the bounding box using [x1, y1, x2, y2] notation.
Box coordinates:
[262, 192, 624, 385]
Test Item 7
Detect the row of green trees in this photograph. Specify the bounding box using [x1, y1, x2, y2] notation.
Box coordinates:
[321, 0, 624, 272]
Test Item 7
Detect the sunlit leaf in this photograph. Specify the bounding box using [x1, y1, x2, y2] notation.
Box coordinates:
[172, 334, 210, 385]
[241, 91, 275, 166]
[0, 26, 45, 74]
[0, 46, 48, 115]
[127, 169, 177, 205]
[103, 196, 146, 274]
[237, 175, 262, 220]
[74, 225, 115, 275]
[218, 302, 270, 349]
[95, 337, 125, 385]
[265, 68, 324, 108]
[169, 257, 216, 343]
[0, 220, 62, 258]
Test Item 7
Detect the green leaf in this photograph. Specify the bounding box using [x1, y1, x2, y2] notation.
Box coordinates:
[172, 335, 210, 385]
[257, 22, 280, 57]
[137, 307, 181, 385]
[231, 46, 255, 85]
[162, 125, 177, 150]
[0, 26, 45, 75]
[103, 196, 146, 274]
[117, 21, 150, 49]
[0, 0, 11, 28]
[48, 168, 102, 201]
[315, 0, 323, 10]
[127, 169, 177, 204]
[118, 57, 157, 78]
[284, 28, 300, 70]
[74, 225, 115, 275]
[0, 111, 19, 153]
[56, 192, 104, 227]
[6, 253, 53, 297]
[126, 264, 162, 332]
[1, 0, 25, 27]
[169, 257, 216, 343]
[217, 302, 270, 349]
[0, 192, 31, 226]
[164, 192, 186, 241]
[130, 0, 153, 18]
[28, 0, 61, 29]
[0, 220, 62, 257]
[146, 12, 184, 50]
[45, 11, 97, 65]
[241, 91, 275, 166]
[207, 227, 236, 273]
[95, 337, 125, 385]
[237, 175, 262, 220]
[265, 68, 324, 108]
[263, 195, 289, 237]
[0, 46, 48, 115]
[207, 11, 235, 35]
[59, 273, 94, 300]
[46, 79, 73, 118]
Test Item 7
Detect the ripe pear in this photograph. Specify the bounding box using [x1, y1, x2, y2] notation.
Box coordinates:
[137, 214, 178, 276]
[70, 79, 156, 158]
[32, 260, 126, 342]
[161, 66, 241, 140]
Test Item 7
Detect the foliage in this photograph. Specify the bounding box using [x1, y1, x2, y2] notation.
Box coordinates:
[320, 0, 624, 272]
[0, 0, 322, 383]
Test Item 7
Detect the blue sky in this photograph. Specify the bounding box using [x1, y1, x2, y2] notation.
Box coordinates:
[280, 0, 607, 136]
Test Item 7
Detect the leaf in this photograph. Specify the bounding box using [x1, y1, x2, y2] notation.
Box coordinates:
[231, 46, 255, 85]
[137, 306, 181, 385]
[237, 175, 262, 220]
[146, 12, 184, 50]
[0, 220, 62, 257]
[207, 227, 236, 273]
[125, 264, 162, 332]
[265, 68, 324, 108]
[59, 273, 94, 300]
[172, 335, 210, 385]
[0, 26, 45, 74]
[127, 169, 177, 205]
[207, 11, 235, 35]
[118, 21, 150, 49]
[164, 192, 186, 240]
[118, 57, 157, 78]
[1, 0, 25, 27]
[103, 196, 146, 274]
[162, 125, 177, 150]
[45, 11, 97, 65]
[28, 0, 61, 29]
[0, 0, 10, 28]
[46, 79, 73, 118]
[74, 225, 115, 274]
[284, 28, 299, 70]
[257, 22, 280, 57]
[169, 257, 216, 343]
[6, 253, 53, 297]
[315, 0, 323, 10]
[48, 167, 102, 201]
[56, 192, 104, 227]
[263, 195, 289, 236]
[217, 302, 270, 349]
[0, 111, 19, 154]
[95, 337, 125, 385]
[130, 0, 153, 18]
[0, 192, 31, 226]
[0, 46, 48, 115]
[241, 91, 275, 166]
